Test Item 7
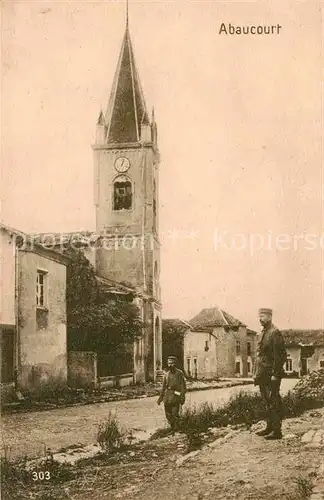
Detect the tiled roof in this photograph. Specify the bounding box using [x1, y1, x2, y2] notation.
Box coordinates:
[162, 318, 192, 332]
[282, 329, 324, 347]
[0, 222, 26, 237]
[190, 307, 245, 332]
[96, 275, 135, 295]
[105, 25, 149, 144]
[30, 231, 99, 249]
[0, 224, 69, 264]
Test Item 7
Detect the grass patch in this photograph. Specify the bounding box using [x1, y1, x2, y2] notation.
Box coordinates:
[293, 475, 314, 498]
[1, 455, 29, 486]
[0, 449, 75, 500]
[21, 375, 71, 403]
[177, 371, 324, 450]
[97, 411, 135, 452]
[285, 475, 315, 500]
[179, 392, 266, 435]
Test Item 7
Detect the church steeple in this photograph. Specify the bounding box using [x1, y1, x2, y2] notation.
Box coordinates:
[93, 8, 161, 383]
[104, 22, 149, 144]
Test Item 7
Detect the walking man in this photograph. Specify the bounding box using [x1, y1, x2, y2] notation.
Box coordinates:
[253, 308, 287, 440]
[157, 356, 186, 432]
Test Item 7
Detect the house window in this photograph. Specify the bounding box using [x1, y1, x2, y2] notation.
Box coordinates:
[247, 362, 251, 374]
[235, 361, 241, 374]
[204, 340, 209, 351]
[236, 341, 241, 355]
[285, 358, 293, 372]
[247, 342, 251, 357]
[319, 360, 324, 368]
[113, 176, 132, 210]
[36, 271, 47, 307]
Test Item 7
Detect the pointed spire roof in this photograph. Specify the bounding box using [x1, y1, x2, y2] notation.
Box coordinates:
[105, 25, 149, 144]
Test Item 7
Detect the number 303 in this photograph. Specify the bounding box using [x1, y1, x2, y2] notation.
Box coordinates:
[32, 471, 50, 480]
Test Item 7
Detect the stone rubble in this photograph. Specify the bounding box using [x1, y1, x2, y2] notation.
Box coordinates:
[301, 426, 324, 500]
[302, 429, 324, 449]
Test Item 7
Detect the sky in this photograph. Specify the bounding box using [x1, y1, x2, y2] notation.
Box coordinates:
[1, 0, 323, 331]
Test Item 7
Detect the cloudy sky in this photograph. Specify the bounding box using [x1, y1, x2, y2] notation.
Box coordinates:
[2, 0, 323, 331]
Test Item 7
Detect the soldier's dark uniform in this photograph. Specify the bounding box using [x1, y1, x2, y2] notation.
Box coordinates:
[158, 363, 186, 431]
[254, 318, 286, 438]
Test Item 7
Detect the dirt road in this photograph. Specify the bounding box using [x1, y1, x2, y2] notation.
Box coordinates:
[1, 379, 297, 459]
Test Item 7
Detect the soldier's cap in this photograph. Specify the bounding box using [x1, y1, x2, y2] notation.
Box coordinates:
[167, 356, 177, 361]
[258, 308, 272, 315]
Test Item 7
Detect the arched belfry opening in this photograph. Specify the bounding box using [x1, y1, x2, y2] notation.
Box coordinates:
[113, 175, 132, 211]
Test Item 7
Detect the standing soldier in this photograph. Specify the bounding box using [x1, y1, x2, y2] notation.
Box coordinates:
[157, 356, 186, 432]
[253, 308, 287, 440]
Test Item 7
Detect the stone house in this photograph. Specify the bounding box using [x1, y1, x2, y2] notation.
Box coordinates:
[18, 242, 69, 390]
[282, 329, 324, 377]
[184, 307, 257, 379]
[0, 224, 69, 395]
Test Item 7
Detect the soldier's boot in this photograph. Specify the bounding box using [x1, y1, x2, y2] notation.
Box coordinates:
[265, 429, 282, 440]
[265, 407, 282, 439]
[256, 427, 272, 436]
[265, 419, 282, 439]
[255, 426, 272, 436]
[168, 418, 176, 435]
[255, 418, 272, 436]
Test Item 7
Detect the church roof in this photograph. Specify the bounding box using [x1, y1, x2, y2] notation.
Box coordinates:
[105, 24, 149, 144]
[190, 307, 246, 332]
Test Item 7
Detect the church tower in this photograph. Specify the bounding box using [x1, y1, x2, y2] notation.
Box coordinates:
[93, 16, 162, 381]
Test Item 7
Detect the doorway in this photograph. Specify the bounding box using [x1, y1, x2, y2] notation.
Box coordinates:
[300, 358, 308, 376]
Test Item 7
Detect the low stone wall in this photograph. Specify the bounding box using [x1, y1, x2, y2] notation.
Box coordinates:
[68, 351, 98, 389]
[99, 373, 134, 389]
[68, 352, 135, 389]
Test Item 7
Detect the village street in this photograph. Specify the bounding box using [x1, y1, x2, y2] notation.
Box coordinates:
[1, 379, 297, 460]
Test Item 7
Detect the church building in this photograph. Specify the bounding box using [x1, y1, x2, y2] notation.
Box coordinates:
[92, 17, 162, 381]
[0, 14, 162, 395]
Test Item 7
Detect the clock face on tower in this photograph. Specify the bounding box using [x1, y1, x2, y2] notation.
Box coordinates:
[114, 156, 130, 173]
